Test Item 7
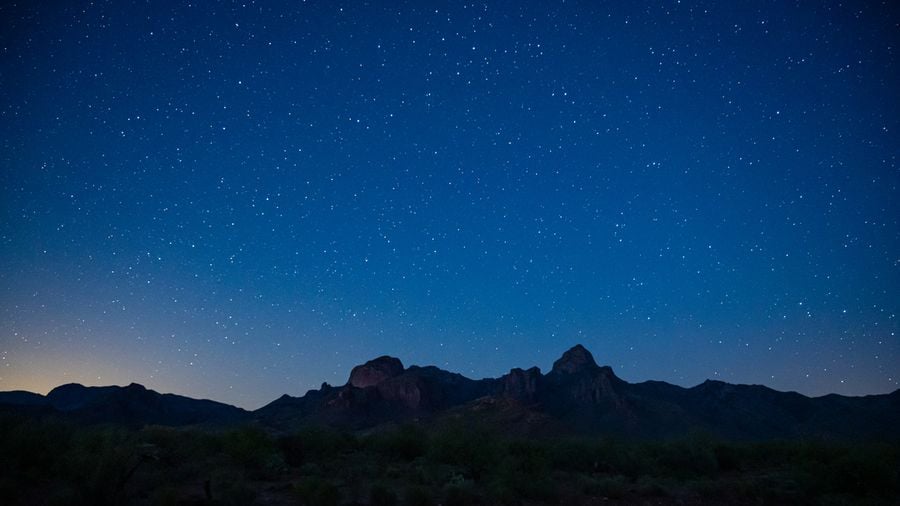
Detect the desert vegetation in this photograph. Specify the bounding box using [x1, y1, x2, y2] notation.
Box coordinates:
[1, 412, 897, 505]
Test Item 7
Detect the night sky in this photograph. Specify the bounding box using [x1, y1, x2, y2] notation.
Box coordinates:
[1, 1, 898, 409]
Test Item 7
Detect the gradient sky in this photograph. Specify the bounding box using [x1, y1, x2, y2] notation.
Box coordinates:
[1, 0, 898, 409]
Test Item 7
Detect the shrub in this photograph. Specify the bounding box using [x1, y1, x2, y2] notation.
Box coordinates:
[402, 484, 434, 506]
[428, 426, 499, 480]
[490, 453, 558, 503]
[366, 425, 428, 461]
[212, 474, 258, 506]
[442, 481, 481, 506]
[635, 476, 670, 497]
[712, 442, 742, 472]
[548, 438, 602, 473]
[294, 476, 340, 506]
[222, 427, 281, 473]
[279, 427, 357, 467]
[369, 483, 398, 506]
[64, 426, 137, 506]
[650, 439, 718, 479]
[1, 417, 77, 479]
[583, 475, 628, 499]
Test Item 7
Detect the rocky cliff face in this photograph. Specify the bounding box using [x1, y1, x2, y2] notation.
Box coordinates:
[348, 356, 404, 388]
[266, 345, 635, 430]
[375, 374, 428, 409]
[501, 367, 541, 402]
[550, 344, 597, 375]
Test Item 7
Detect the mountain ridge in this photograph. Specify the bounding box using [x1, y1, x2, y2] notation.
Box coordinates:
[2, 344, 898, 440]
[0, 381, 249, 427]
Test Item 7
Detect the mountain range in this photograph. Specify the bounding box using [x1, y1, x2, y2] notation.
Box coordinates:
[2, 345, 898, 440]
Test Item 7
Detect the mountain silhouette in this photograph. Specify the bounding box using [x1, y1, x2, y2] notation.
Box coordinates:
[2, 345, 898, 439]
[0, 382, 248, 426]
[254, 344, 900, 440]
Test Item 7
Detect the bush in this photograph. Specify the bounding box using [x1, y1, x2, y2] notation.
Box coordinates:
[369, 483, 398, 506]
[583, 475, 628, 499]
[2, 414, 899, 506]
[488, 440, 557, 502]
[428, 426, 499, 480]
[64, 427, 137, 506]
[549, 437, 648, 477]
[713, 442, 742, 472]
[490, 456, 558, 503]
[442, 481, 481, 506]
[279, 427, 357, 467]
[222, 427, 283, 474]
[403, 484, 434, 506]
[650, 439, 718, 479]
[211, 471, 258, 506]
[366, 425, 428, 461]
[294, 476, 340, 506]
[635, 476, 670, 497]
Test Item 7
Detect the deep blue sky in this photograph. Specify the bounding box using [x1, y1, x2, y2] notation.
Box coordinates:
[1, 1, 898, 409]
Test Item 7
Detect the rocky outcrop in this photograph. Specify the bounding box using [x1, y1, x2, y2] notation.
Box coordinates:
[550, 344, 598, 374]
[348, 356, 404, 388]
[561, 365, 624, 406]
[501, 367, 541, 402]
[542, 347, 634, 429]
[376, 374, 428, 410]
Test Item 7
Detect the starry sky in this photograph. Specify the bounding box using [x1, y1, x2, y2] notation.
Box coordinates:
[1, 1, 898, 409]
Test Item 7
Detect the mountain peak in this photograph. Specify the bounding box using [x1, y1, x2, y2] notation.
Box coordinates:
[348, 355, 404, 388]
[551, 344, 598, 374]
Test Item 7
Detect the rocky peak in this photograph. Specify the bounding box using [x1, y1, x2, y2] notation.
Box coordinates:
[348, 355, 404, 388]
[551, 344, 598, 374]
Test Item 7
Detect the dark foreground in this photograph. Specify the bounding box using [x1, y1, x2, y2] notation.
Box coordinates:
[1, 414, 897, 506]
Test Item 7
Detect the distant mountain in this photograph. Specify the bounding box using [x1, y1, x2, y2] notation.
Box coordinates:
[0, 382, 248, 427]
[255, 344, 900, 440]
[0, 390, 48, 407]
[2, 345, 898, 439]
